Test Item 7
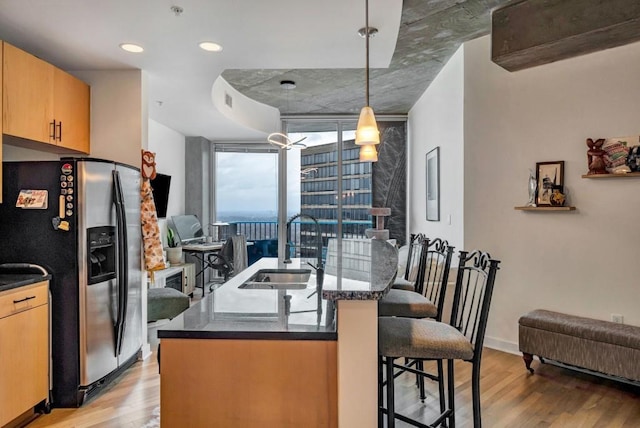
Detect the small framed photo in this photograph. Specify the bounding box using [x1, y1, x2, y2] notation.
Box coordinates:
[426, 147, 440, 221]
[535, 161, 564, 206]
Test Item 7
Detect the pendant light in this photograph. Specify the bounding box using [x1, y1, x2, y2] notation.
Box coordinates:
[359, 142, 378, 162]
[356, 0, 380, 162]
[267, 80, 307, 150]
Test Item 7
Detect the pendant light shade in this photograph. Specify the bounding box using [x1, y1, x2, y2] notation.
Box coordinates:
[355, 106, 380, 145]
[359, 142, 378, 162]
[355, 0, 379, 161]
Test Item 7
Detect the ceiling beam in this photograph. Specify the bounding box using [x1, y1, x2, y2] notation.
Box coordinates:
[491, 0, 640, 72]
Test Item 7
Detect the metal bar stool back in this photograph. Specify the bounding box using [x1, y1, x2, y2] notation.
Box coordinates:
[378, 249, 501, 428]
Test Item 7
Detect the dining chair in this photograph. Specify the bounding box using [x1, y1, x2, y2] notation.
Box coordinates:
[378, 249, 501, 428]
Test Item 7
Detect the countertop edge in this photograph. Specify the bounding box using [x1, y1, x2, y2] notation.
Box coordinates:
[158, 330, 338, 341]
[0, 274, 51, 293]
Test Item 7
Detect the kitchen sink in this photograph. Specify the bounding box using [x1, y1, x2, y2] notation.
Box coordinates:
[238, 269, 311, 290]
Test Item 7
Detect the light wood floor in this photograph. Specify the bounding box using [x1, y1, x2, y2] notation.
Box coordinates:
[22, 344, 640, 427]
[389, 349, 640, 427]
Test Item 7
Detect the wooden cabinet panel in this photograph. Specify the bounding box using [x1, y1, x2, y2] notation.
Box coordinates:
[1, 42, 3, 204]
[2, 42, 54, 145]
[0, 281, 49, 319]
[53, 67, 90, 153]
[0, 294, 49, 427]
[2, 41, 90, 155]
[161, 339, 338, 427]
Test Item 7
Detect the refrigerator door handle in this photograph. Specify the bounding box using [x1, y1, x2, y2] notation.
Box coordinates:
[112, 170, 129, 356]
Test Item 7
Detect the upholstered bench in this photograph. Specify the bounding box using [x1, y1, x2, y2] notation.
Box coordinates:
[519, 309, 640, 386]
[147, 287, 190, 322]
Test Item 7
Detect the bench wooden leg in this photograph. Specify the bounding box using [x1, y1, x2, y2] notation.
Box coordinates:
[522, 352, 534, 374]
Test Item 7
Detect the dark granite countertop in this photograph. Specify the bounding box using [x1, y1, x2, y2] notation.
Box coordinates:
[0, 273, 51, 293]
[158, 238, 398, 341]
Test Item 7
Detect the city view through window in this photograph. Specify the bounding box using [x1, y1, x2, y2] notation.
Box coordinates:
[215, 126, 372, 260]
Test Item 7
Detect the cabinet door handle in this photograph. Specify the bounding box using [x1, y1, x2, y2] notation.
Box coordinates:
[56, 121, 62, 141]
[13, 295, 36, 304]
[50, 120, 56, 139]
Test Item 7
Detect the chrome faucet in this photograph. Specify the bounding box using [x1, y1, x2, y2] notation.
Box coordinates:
[284, 213, 325, 325]
[284, 213, 323, 272]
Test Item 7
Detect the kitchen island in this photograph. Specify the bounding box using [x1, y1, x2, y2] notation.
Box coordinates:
[158, 238, 397, 427]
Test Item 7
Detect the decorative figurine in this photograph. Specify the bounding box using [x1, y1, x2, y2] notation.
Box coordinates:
[526, 169, 537, 207]
[365, 207, 391, 240]
[628, 146, 640, 172]
[586, 138, 608, 175]
[549, 185, 566, 206]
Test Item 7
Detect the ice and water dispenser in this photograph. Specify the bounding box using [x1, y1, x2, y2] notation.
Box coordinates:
[87, 226, 116, 284]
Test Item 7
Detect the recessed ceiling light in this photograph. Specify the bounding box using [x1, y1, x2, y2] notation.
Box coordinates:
[199, 41, 223, 52]
[120, 43, 144, 53]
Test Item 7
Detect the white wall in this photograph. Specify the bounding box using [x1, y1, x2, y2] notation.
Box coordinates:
[408, 47, 465, 253]
[148, 118, 186, 244]
[410, 36, 640, 353]
[464, 36, 640, 352]
[3, 144, 60, 161]
[73, 70, 147, 167]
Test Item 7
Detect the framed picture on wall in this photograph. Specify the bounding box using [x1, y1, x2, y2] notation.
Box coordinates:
[426, 147, 440, 221]
[535, 161, 564, 206]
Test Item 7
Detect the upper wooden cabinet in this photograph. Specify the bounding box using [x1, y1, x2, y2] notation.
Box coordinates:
[2, 42, 90, 154]
[3, 42, 55, 145]
[53, 67, 90, 152]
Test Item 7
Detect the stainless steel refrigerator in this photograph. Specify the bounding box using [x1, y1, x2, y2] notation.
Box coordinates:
[0, 158, 142, 407]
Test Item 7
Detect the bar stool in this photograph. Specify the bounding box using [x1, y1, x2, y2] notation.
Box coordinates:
[379, 237, 454, 320]
[378, 237, 454, 403]
[378, 250, 501, 428]
[392, 233, 424, 291]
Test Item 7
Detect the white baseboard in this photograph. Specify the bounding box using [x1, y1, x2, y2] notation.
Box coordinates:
[484, 335, 520, 355]
[139, 343, 152, 360]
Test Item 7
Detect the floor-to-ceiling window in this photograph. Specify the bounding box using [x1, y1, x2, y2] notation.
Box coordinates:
[215, 151, 278, 227]
[213, 144, 279, 264]
[284, 119, 372, 263]
[210, 118, 406, 265]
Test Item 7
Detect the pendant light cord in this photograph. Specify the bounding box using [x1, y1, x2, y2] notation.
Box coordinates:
[365, 0, 370, 107]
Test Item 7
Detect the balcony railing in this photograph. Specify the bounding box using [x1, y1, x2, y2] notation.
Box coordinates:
[228, 220, 371, 242]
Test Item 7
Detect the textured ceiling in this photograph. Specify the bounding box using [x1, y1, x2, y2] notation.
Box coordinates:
[223, 0, 512, 116]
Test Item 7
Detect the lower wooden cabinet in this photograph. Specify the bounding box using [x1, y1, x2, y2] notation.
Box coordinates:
[161, 338, 338, 427]
[0, 282, 49, 427]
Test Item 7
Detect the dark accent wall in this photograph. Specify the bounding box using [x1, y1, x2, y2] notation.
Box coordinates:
[373, 121, 407, 246]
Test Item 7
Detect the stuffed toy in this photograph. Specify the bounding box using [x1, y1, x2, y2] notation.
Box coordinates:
[140, 150, 166, 271]
[141, 149, 157, 180]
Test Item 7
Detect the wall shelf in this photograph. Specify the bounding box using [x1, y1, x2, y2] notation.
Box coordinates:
[514, 206, 576, 211]
[581, 172, 640, 178]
